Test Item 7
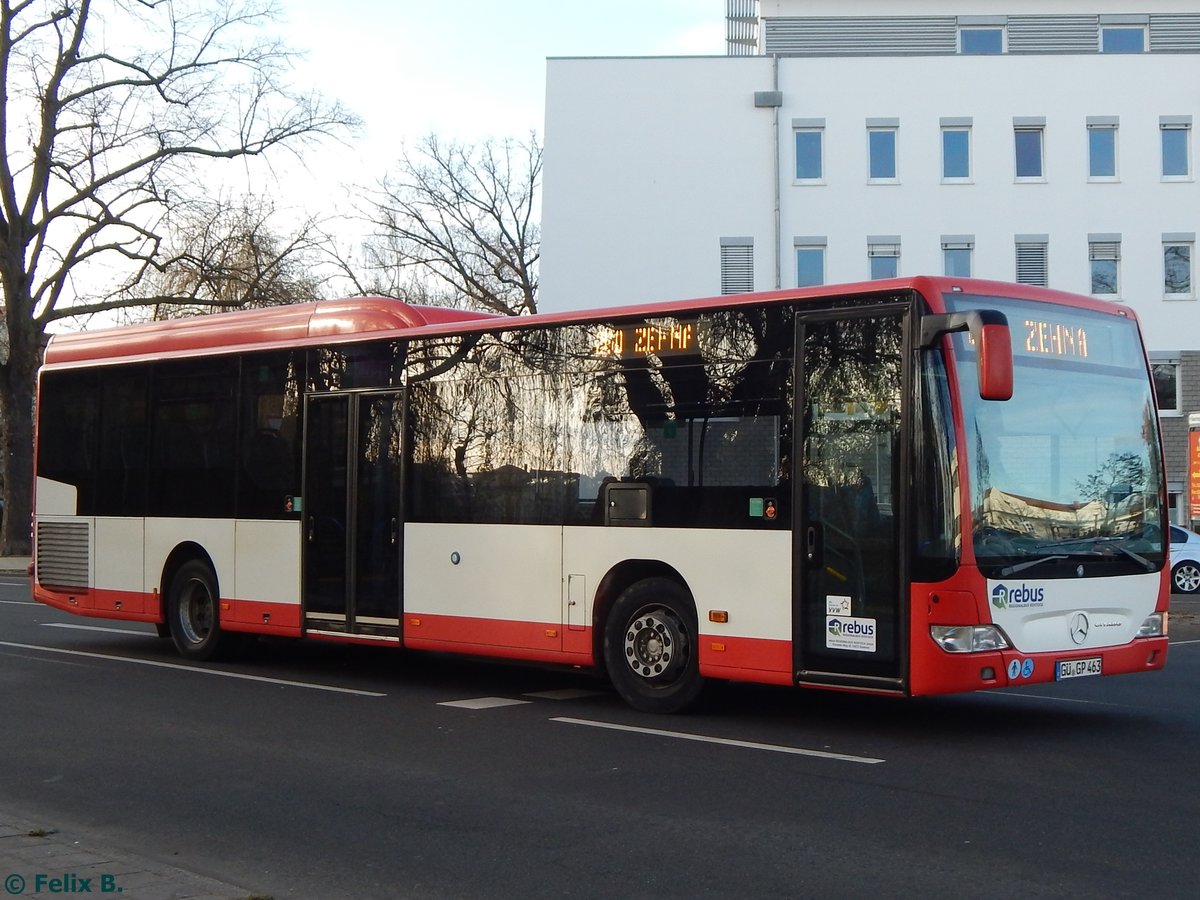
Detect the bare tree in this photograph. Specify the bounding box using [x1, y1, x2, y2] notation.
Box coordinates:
[0, 0, 357, 554]
[347, 133, 541, 317]
[136, 195, 329, 321]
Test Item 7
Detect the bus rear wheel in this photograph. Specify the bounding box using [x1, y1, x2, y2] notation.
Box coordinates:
[167, 560, 236, 661]
[603, 578, 704, 713]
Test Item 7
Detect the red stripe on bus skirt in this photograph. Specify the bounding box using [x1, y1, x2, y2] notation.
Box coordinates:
[34, 586, 303, 637]
[404, 612, 793, 684]
[402, 612, 593, 664]
[700, 636, 793, 685]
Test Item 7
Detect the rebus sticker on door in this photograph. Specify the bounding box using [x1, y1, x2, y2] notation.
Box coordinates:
[826, 615, 877, 653]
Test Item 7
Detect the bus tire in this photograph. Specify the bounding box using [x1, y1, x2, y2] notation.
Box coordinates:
[166, 560, 235, 661]
[603, 577, 704, 713]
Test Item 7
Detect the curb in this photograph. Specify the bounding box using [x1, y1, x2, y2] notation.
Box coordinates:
[1, 814, 256, 900]
[0, 558, 30, 578]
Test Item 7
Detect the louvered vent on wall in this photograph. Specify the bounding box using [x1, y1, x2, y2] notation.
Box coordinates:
[1016, 242, 1049, 287]
[720, 238, 754, 295]
[1007, 16, 1098, 53]
[764, 17, 956, 55]
[36, 521, 90, 589]
[726, 0, 759, 56]
[1150, 15, 1200, 52]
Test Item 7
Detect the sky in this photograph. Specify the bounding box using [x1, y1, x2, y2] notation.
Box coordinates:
[274, 1, 725, 191]
[51, 1, 725, 332]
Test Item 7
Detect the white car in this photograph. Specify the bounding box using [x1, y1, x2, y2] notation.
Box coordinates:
[1169, 525, 1200, 594]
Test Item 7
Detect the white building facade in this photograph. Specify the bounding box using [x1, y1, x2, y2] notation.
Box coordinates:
[541, 0, 1200, 522]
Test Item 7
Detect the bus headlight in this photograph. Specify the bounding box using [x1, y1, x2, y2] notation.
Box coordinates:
[930, 625, 1010, 653]
[1137, 612, 1165, 638]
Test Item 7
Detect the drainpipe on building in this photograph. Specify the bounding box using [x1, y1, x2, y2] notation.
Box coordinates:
[753, 54, 782, 290]
[772, 53, 781, 290]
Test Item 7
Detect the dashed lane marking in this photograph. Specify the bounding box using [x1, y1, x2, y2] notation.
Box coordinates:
[0, 640, 386, 697]
[439, 697, 532, 710]
[551, 716, 886, 764]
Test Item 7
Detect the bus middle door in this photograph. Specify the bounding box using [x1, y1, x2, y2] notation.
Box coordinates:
[303, 391, 404, 639]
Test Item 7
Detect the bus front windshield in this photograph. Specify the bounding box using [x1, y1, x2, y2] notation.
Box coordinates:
[945, 293, 1165, 577]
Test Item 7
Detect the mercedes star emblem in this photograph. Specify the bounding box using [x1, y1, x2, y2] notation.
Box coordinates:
[1069, 612, 1090, 645]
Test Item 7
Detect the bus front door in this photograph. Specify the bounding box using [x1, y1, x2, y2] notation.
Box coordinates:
[303, 391, 404, 639]
[795, 311, 905, 689]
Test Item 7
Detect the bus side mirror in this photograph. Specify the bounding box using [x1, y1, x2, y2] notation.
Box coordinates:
[975, 320, 1014, 401]
[920, 310, 1014, 401]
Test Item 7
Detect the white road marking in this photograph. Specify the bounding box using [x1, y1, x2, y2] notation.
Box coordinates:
[552, 717, 886, 764]
[0, 640, 385, 697]
[988, 690, 1151, 710]
[995, 692, 1113, 706]
[43, 623, 151, 636]
[0, 599, 36, 605]
[0, 649, 91, 668]
[439, 697, 532, 709]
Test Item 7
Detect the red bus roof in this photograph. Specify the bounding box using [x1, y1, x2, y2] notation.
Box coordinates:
[43, 298, 502, 367]
[41, 278, 1139, 368]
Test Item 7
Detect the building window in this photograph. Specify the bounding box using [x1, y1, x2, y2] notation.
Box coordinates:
[1015, 238, 1048, 286]
[1101, 26, 1145, 53]
[1087, 121, 1118, 180]
[1164, 237, 1194, 298]
[942, 236, 973, 278]
[795, 239, 826, 287]
[941, 124, 971, 181]
[959, 26, 1003, 55]
[794, 123, 824, 182]
[1014, 122, 1045, 180]
[719, 238, 754, 295]
[868, 238, 900, 280]
[1151, 357, 1182, 416]
[1162, 119, 1192, 179]
[1088, 237, 1120, 296]
[867, 122, 898, 181]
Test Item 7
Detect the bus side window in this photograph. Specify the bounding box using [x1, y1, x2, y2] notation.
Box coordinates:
[238, 352, 303, 519]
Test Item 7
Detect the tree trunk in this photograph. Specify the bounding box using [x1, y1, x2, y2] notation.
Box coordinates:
[0, 304, 41, 557]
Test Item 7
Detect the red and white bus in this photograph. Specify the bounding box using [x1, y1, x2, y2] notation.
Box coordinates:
[32, 277, 1170, 711]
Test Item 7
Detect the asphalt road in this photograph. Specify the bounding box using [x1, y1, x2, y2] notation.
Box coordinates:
[2, 578, 1198, 899]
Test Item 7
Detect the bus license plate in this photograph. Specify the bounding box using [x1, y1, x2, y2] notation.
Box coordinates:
[1056, 657, 1102, 680]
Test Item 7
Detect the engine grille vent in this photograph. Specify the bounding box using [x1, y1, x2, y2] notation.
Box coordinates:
[36, 521, 91, 589]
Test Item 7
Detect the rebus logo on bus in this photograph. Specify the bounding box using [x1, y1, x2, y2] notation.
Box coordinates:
[825, 616, 877, 653]
[991, 583, 1046, 609]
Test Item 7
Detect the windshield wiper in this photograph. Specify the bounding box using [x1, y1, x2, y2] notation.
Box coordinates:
[996, 539, 1157, 577]
[1046, 535, 1159, 572]
[998, 555, 1069, 577]
[1110, 542, 1156, 572]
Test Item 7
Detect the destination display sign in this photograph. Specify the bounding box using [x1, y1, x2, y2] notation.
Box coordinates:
[593, 319, 705, 359]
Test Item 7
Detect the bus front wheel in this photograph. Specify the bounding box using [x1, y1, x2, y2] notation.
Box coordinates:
[603, 578, 704, 713]
[167, 560, 235, 661]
